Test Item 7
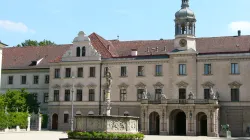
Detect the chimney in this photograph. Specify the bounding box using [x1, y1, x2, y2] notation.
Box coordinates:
[238, 30, 241, 36]
[131, 49, 138, 56]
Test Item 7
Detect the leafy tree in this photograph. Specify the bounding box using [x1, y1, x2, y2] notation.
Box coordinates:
[38, 39, 56, 46]
[4, 89, 40, 113]
[17, 39, 56, 47]
[0, 94, 5, 111]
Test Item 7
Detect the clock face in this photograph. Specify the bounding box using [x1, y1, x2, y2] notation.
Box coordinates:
[179, 39, 187, 47]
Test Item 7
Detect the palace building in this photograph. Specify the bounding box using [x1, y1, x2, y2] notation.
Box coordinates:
[1, 0, 250, 137]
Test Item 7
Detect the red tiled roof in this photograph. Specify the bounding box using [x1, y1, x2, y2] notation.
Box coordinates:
[3, 33, 250, 70]
[111, 35, 250, 56]
[3, 45, 71, 69]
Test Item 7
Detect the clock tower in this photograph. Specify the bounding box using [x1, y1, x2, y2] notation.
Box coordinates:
[174, 0, 196, 51]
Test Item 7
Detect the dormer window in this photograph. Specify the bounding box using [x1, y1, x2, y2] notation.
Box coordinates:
[82, 46, 86, 56]
[76, 47, 81, 57]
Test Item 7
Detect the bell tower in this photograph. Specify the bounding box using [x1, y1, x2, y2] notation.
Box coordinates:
[174, 0, 197, 51]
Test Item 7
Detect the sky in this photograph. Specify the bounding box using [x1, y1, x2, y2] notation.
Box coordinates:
[0, 0, 250, 47]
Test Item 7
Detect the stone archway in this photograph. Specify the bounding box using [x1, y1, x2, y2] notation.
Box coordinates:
[149, 112, 160, 135]
[169, 109, 186, 135]
[52, 114, 58, 130]
[196, 112, 207, 136]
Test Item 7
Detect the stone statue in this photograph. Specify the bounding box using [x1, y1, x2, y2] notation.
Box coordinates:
[215, 91, 220, 99]
[221, 124, 230, 132]
[142, 89, 148, 100]
[188, 91, 194, 99]
[106, 67, 112, 89]
[161, 92, 167, 100]
[210, 87, 216, 99]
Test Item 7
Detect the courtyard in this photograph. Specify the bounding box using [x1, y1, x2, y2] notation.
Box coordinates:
[0, 131, 249, 140]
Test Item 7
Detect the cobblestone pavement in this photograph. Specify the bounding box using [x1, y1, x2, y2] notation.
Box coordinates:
[1, 131, 250, 140]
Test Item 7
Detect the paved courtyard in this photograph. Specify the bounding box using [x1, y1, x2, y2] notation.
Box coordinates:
[0, 131, 250, 140]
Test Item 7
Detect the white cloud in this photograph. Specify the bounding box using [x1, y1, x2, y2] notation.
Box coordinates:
[229, 21, 250, 33]
[0, 20, 35, 33]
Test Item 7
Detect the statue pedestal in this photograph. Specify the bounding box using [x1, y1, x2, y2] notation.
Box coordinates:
[220, 130, 231, 138]
[75, 115, 139, 133]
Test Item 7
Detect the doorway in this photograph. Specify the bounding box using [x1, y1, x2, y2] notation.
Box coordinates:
[169, 109, 186, 135]
[52, 114, 58, 130]
[196, 112, 207, 136]
[149, 112, 160, 135]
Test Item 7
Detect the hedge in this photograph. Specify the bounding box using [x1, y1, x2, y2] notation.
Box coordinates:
[0, 111, 8, 130]
[42, 114, 48, 128]
[67, 131, 144, 140]
[0, 112, 28, 129]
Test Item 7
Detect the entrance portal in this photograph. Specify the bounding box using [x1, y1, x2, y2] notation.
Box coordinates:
[52, 114, 58, 130]
[149, 112, 160, 135]
[196, 112, 207, 136]
[169, 109, 186, 135]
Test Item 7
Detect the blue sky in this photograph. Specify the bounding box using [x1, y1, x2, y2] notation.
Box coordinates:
[0, 0, 250, 47]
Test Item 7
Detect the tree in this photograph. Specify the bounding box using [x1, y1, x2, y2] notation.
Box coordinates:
[17, 39, 56, 47]
[3, 89, 40, 113]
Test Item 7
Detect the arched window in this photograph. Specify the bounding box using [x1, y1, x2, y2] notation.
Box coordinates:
[82, 46, 86, 56]
[76, 47, 80, 57]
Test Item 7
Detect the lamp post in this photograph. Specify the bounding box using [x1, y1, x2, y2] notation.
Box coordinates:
[71, 76, 75, 131]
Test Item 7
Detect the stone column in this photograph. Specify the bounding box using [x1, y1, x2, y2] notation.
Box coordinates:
[166, 117, 170, 135]
[38, 114, 42, 131]
[27, 114, 31, 131]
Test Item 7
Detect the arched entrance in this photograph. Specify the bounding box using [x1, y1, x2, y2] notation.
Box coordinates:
[196, 112, 207, 136]
[169, 109, 186, 135]
[149, 112, 160, 135]
[52, 114, 58, 130]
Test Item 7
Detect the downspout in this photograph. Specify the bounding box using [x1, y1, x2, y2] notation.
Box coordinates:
[99, 62, 103, 115]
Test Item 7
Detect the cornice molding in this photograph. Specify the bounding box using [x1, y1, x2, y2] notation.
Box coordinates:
[87, 83, 97, 89]
[63, 83, 72, 88]
[176, 81, 189, 88]
[197, 57, 250, 62]
[74, 83, 84, 88]
[202, 81, 215, 88]
[135, 82, 146, 89]
[228, 81, 242, 88]
[118, 83, 129, 89]
[52, 84, 61, 89]
[153, 82, 164, 89]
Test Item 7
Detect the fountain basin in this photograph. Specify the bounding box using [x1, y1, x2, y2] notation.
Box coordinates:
[75, 115, 139, 133]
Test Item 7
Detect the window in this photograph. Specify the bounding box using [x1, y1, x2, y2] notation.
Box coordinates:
[65, 90, 70, 101]
[77, 68, 83, 78]
[204, 89, 210, 99]
[120, 89, 127, 101]
[121, 66, 127, 77]
[104, 67, 108, 77]
[82, 46, 86, 56]
[33, 93, 38, 101]
[231, 88, 239, 102]
[21, 76, 26, 84]
[231, 63, 239, 74]
[155, 65, 163, 76]
[45, 75, 49, 84]
[76, 89, 82, 101]
[76, 47, 81, 57]
[55, 69, 60, 78]
[33, 76, 39, 84]
[54, 90, 59, 101]
[64, 114, 69, 123]
[8, 76, 13, 85]
[138, 66, 144, 76]
[103, 90, 106, 101]
[90, 67, 95, 77]
[89, 89, 95, 101]
[65, 68, 71, 78]
[204, 64, 212, 75]
[155, 89, 162, 101]
[137, 89, 144, 101]
[179, 64, 186, 75]
[44, 93, 48, 103]
[179, 88, 186, 99]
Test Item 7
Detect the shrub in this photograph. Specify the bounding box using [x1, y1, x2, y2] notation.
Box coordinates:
[0, 111, 8, 130]
[67, 131, 144, 140]
[42, 114, 48, 128]
[8, 112, 28, 129]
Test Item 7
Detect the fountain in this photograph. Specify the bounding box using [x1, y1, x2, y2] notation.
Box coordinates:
[73, 67, 139, 133]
